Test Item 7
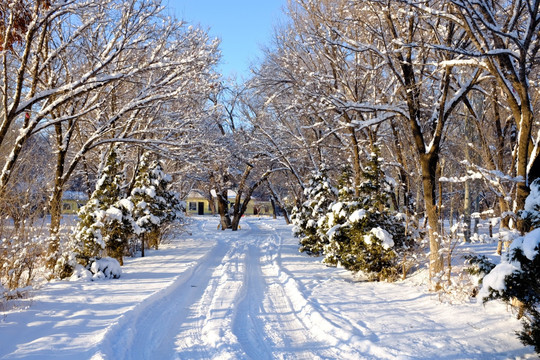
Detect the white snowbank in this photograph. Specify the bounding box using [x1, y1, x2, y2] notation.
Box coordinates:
[479, 262, 520, 300]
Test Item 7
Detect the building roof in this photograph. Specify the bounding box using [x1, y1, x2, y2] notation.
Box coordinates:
[186, 189, 207, 199]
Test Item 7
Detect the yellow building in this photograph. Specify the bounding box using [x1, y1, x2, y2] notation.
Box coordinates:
[185, 190, 214, 215]
[61, 191, 88, 215]
[243, 198, 273, 216]
[184, 189, 274, 216]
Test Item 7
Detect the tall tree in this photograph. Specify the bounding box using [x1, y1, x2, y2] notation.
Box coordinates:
[438, 0, 540, 229]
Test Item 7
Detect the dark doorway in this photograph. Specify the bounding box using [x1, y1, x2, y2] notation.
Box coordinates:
[198, 202, 205, 215]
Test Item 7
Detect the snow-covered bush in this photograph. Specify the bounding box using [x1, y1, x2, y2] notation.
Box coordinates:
[479, 228, 540, 352]
[102, 199, 138, 265]
[465, 254, 496, 283]
[464, 254, 496, 297]
[479, 180, 540, 353]
[130, 154, 182, 251]
[320, 153, 412, 281]
[69, 257, 122, 281]
[58, 150, 184, 278]
[291, 166, 337, 256]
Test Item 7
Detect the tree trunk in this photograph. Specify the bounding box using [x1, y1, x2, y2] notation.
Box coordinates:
[463, 114, 472, 241]
[206, 190, 216, 215]
[46, 123, 68, 270]
[266, 179, 290, 224]
[230, 168, 271, 231]
[217, 190, 231, 230]
[46, 185, 64, 270]
[437, 160, 444, 237]
[230, 165, 253, 231]
[463, 179, 471, 242]
[345, 116, 362, 196]
[231, 194, 251, 231]
[473, 196, 480, 234]
[420, 153, 444, 279]
[391, 119, 411, 212]
[514, 108, 533, 233]
[231, 212, 242, 231]
[449, 183, 454, 229]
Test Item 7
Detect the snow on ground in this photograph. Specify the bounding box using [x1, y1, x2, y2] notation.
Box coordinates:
[0, 217, 537, 359]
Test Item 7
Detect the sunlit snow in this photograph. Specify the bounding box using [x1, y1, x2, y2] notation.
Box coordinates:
[0, 217, 536, 359]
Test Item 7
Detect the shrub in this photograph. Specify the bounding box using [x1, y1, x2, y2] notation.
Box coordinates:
[320, 151, 413, 281]
[479, 179, 540, 354]
[291, 166, 337, 256]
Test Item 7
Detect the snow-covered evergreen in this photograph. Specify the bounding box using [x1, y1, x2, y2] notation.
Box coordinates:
[479, 179, 540, 352]
[320, 152, 411, 281]
[130, 153, 182, 251]
[56, 150, 183, 277]
[58, 149, 134, 276]
[291, 166, 337, 256]
[523, 178, 540, 229]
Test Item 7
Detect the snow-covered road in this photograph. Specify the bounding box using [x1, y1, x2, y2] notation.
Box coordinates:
[0, 217, 536, 359]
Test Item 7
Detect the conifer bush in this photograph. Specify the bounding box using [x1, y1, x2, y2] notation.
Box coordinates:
[292, 151, 413, 281]
[56, 151, 183, 278]
[57, 148, 134, 276]
[291, 166, 337, 256]
[74, 149, 128, 265]
[479, 179, 540, 353]
[320, 152, 411, 281]
[130, 154, 182, 251]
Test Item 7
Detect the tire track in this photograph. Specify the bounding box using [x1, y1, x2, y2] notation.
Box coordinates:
[95, 237, 230, 360]
[266, 221, 399, 360]
[97, 218, 389, 359]
[232, 220, 339, 359]
[179, 239, 247, 359]
[233, 244, 273, 360]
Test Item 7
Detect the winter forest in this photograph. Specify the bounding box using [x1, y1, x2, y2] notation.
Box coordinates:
[2, 0, 540, 358]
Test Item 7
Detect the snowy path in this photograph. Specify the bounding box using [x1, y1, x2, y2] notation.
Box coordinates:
[0, 217, 536, 359]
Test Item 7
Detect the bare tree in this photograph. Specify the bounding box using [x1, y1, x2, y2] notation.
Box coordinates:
[427, 0, 540, 229]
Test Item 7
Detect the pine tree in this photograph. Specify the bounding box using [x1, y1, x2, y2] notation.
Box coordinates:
[65, 148, 132, 271]
[480, 179, 540, 353]
[291, 166, 337, 256]
[321, 151, 411, 281]
[130, 154, 181, 255]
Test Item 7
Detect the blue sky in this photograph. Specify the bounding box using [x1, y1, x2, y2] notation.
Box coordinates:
[169, 1, 287, 80]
